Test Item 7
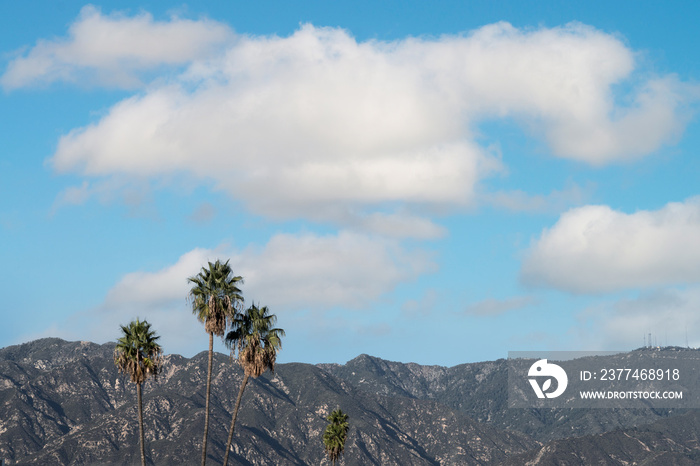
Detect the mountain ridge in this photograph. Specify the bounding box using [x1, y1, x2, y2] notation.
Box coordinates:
[2, 338, 699, 465]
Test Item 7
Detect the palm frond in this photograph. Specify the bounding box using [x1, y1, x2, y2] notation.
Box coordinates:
[225, 303, 284, 377]
[114, 318, 163, 385]
[187, 259, 244, 337]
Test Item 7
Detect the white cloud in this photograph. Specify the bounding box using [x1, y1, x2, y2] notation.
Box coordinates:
[234, 231, 436, 309]
[1, 5, 232, 89]
[41, 232, 435, 356]
[521, 197, 700, 293]
[39, 19, 696, 228]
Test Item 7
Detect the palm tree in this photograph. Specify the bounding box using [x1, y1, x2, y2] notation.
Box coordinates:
[114, 319, 162, 466]
[188, 259, 243, 466]
[323, 409, 349, 466]
[222, 304, 285, 466]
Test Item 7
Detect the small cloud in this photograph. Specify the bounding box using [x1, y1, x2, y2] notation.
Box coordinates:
[482, 182, 593, 214]
[356, 212, 447, 239]
[508, 330, 561, 348]
[464, 295, 539, 316]
[1, 5, 232, 90]
[354, 322, 392, 337]
[56, 181, 92, 206]
[188, 202, 216, 224]
[51, 178, 159, 219]
[401, 289, 438, 318]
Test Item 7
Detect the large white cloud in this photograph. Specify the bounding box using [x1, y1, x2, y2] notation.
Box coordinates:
[30, 16, 694, 227]
[1, 5, 232, 89]
[521, 197, 700, 293]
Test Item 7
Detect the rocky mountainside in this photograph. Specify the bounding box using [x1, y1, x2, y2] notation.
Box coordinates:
[1, 338, 699, 465]
[0, 338, 536, 465]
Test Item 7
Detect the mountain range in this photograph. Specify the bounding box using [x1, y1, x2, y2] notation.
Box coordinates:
[1, 338, 698, 465]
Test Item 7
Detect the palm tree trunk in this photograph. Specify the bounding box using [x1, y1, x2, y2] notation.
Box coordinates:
[137, 382, 146, 466]
[223, 373, 250, 466]
[201, 332, 214, 466]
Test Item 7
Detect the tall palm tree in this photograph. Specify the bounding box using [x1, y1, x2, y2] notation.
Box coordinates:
[188, 259, 243, 466]
[114, 319, 162, 466]
[323, 409, 349, 466]
[222, 304, 284, 466]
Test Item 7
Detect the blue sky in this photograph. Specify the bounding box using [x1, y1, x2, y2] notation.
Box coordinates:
[2, 1, 700, 365]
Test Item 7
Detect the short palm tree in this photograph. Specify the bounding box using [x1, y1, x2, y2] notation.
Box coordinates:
[222, 304, 285, 466]
[323, 409, 349, 466]
[188, 259, 243, 466]
[114, 319, 162, 466]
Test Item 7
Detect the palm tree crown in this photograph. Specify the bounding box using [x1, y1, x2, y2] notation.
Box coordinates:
[188, 259, 243, 336]
[323, 409, 349, 465]
[114, 318, 162, 384]
[226, 304, 285, 376]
